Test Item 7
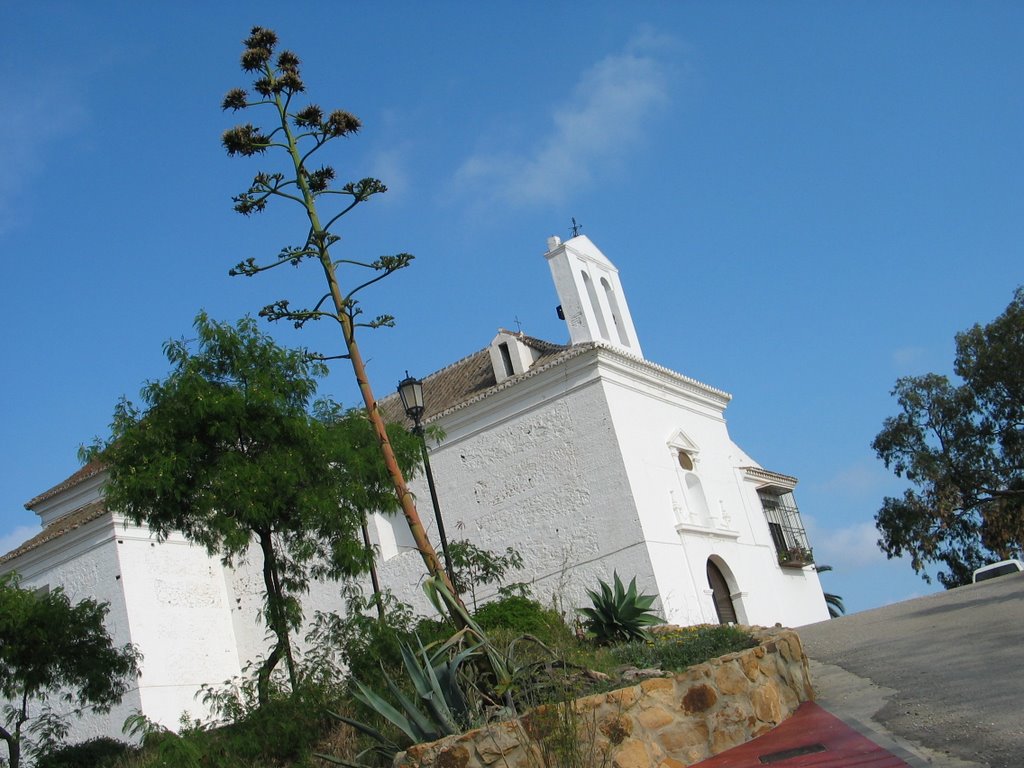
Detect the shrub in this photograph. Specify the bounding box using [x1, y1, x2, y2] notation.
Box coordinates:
[35, 737, 132, 768]
[473, 596, 570, 641]
[609, 624, 756, 671]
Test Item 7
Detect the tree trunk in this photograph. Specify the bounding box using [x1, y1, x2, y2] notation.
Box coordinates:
[361, 520, 385, 621]
[0, 726, 19, 768]
[256, 531, 298, 703]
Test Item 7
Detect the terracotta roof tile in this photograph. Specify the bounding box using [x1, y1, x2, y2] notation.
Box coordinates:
[25, 459, 105, 510]
[379, 334, 571, 426]
[0, 499, 108, 565]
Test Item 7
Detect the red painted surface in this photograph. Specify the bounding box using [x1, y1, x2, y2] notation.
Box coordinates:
[690, 702, 911, 767]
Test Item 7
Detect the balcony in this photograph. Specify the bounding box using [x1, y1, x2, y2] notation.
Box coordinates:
[759, 490, 813, 569]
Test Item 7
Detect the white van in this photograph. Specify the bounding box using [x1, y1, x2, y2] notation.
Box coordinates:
[972, 559, 1024, 583]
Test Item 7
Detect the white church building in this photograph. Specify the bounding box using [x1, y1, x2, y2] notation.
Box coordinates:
[1, 234, 828, 741]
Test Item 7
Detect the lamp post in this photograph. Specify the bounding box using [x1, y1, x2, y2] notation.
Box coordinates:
[397, 373, 457, 587]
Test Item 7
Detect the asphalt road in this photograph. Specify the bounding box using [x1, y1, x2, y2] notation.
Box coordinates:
[798, 571, 1024, 768]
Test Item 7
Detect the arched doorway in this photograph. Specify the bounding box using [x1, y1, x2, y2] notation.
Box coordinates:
[706, 560, 738, 624]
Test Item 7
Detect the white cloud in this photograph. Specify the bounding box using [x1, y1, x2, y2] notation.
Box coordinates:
[453, 31, 675, 207]
[0, 525, 40, 559]
[370, 147, 411, 203]
[0, 79, 87, 234]
[815, 460, 889, 497]
[808, 518, 887, 570]
[891, 345, 927, 372]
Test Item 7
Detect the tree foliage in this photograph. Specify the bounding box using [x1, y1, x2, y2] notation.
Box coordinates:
[873, 287, 1024, 587]
[0, 573, 140, 768]
[448, 539, 526, 611]
[92, 313, 420, 704]
[221, 26, 459, 603]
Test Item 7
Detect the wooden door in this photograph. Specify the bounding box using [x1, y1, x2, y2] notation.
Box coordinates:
[706, 560, 738, 624]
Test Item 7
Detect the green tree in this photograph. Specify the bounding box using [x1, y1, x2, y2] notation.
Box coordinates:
[0, 573, 140, 768]
[220, 27, 457, 603]
[873, 287, 1024, 588]
[448, 539, 525, 612]
[91, 313, 419, 704]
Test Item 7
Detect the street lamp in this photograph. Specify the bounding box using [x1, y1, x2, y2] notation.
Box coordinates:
[397, 372, 456, 586]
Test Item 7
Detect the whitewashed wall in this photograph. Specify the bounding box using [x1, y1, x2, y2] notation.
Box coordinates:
[597, 351, 829, 627]
[372, 352, 659, 621]
[372, 345, 828, 628]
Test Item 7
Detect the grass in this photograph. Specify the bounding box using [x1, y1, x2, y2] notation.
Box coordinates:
[608, 624, 757, 671]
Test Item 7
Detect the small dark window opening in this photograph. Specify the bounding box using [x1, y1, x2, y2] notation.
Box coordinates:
[768, 521, 787, 553]
[498, 342, 514, 377]
[677, 451, 694, 471]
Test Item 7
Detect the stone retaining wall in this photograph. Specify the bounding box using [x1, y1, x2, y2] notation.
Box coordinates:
[394, 627, 813, 768]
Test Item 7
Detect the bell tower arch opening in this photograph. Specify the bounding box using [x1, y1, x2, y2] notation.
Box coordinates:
[544, 234, 644, 357]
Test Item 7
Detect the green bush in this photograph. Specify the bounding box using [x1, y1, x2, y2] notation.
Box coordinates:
[206, 696, 333, 765]
[609, 624, 756, 671]
[35, 737, 132, 768]
[473, 596, 570, 641]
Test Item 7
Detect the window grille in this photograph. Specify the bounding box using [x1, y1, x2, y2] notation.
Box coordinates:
[758, 489, 812, 566]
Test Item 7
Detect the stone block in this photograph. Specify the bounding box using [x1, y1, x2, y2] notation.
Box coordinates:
[658, 721, 709, 753]
[714, 661, 749, 695]
[681, 683, 718, 713]
[640, 677, 675, 694]
[612, 739, 650, 768]
[740, 651, 761, 682]
[574, 692, 607, 712]
[436, 744, 471, 768]
[779, 679, 800, 710]
[751, 682, 783, 724]
[476, 722, 523, 765]
[599, 714, 633, 745]
[606, 685, 641, 709]
[635, 705, 674, 730]
[710, 700, 755, 754]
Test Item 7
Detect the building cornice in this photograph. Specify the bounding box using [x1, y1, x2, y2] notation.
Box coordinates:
[742, 466, 799, 489]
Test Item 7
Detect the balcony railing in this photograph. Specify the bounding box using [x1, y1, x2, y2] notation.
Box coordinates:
[760, 494, 813, 568]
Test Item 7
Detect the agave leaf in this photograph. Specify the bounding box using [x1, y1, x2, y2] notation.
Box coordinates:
[352, 677, 430, 743]
[410, 639, 459, 731]
[400, 642, 435, 699]
[382, 670, 442, 740]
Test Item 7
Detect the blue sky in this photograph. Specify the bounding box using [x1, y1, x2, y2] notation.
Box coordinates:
[2, 2, 1021, 616]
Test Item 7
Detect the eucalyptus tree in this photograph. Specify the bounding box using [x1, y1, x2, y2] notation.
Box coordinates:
[220, 26, 457, 601]
[873, 287, 1024, 587]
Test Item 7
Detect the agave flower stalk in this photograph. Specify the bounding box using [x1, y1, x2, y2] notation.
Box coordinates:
[221, 27, 459, 605]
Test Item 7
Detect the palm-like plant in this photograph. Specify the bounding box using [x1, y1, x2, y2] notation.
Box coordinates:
[578, 572, 663, 644]
[815, 565, 846, 618]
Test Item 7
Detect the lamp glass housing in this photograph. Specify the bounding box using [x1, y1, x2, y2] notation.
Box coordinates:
[397, 374, 425, 424]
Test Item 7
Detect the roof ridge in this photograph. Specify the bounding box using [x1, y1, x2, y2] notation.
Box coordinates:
[25, 459, 106, 510]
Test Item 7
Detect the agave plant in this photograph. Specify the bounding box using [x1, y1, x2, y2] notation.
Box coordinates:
[320, 577, 571, 766]
[579, 572, 662, 644]
[325, 634, 477, 748]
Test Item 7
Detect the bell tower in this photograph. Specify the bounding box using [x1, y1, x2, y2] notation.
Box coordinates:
[545, 234, 643, 358]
